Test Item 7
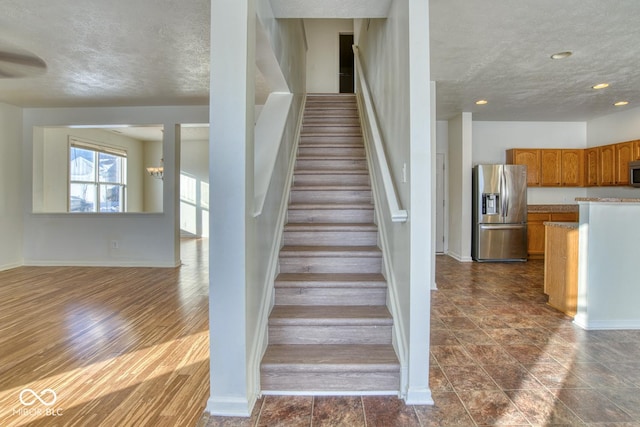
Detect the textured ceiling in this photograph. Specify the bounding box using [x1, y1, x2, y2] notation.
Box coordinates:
[430, 0, 640, 121]
[0, 0, 639, 122]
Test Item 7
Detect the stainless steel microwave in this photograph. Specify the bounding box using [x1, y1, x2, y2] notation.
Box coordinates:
[631, 160, 640, 187]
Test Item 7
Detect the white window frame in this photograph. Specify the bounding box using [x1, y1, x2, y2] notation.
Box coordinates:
[68, 137, 127, 213]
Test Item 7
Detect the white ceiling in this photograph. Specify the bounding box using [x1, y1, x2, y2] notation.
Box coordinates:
[1, 0, 639, 122]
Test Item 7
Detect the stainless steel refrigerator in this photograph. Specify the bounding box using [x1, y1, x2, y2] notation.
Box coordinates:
[472, 164, 528, 262]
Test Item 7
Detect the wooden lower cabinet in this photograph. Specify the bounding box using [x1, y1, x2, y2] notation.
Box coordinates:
[527, 211, 578, 259]
[544, 223, 579, 317]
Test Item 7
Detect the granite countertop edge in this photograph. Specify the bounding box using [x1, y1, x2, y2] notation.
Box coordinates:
[575, 197, 640, 203]
[528, 204, 579, 213]
[544, 221, 579, 229]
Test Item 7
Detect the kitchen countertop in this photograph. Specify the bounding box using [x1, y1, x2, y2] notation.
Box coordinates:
[528, 204, 579, 213]
[575, 197, 640, 203]
[544, 221, 578, 229]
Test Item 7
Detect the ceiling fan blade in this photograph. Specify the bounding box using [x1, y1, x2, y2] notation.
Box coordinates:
[0, 51, 46, 69]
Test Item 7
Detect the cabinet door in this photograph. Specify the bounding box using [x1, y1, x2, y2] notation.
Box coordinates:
[585, 148, 598, 186]
[507, 149, 540, 186]
[634, 140, 640, 160]
[561, 149, 584, 186]
[540, 149, 562, 186]
[598, 144, 616, 186]
[615, 142, 634, 185]
[527, 213, 550, 259]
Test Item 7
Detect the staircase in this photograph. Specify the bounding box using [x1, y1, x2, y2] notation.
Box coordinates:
[260, 94, 400, 393]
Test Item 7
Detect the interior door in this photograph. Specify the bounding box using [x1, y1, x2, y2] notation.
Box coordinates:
[339, 34, 354, 93]
[436, 154, 445, 253]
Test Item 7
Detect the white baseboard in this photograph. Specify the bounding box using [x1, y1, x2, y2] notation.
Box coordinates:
[573, 316, 640, 330]
[261, 390, 398, 396]
[205, 394, 256, 417]
[0, 261, 22, 272]
[405, 388, 434, 405]
[446, 251, 473, 263]
[23, 259, 180, 268]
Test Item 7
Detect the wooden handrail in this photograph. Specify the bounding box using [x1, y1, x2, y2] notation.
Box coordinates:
[352, 45, 408, 223]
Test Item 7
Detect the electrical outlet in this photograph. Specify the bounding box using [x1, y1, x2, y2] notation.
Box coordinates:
[402, 163, 407, 183]
[110, 240, 119, 249]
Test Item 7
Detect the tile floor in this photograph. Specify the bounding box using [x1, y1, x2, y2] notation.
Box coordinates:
[200, 255, 640, 426]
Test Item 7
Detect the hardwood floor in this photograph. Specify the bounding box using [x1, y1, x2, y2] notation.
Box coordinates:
[0, 238, 209, 427]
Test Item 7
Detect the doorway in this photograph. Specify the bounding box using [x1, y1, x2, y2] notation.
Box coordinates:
[339, 34, 354, 93]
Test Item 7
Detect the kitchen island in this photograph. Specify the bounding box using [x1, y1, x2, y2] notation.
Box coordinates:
[574, 197, 640, 329]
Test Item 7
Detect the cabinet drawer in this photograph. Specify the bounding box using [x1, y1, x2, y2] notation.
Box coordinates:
[528, 213, 551, 222]
[550, 212, 578, 222]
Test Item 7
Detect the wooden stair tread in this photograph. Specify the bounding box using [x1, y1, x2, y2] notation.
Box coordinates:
[280, 246, 381, 256]
[297, 155, 364, 160]
[284, 223, 377, 231]
[288, 202, 373, 209]
[275, 272, 385, 285]
[291, 185, 370, 191]
[262, 344, 399, 371]
[269, 305, 392, 325]
[294, 169, 368, 175]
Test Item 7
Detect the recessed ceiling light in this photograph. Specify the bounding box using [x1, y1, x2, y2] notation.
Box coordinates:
[550, 51, 572, 60]
[592, 83, 609, 90]
[614, 101, 629, 107]
[475, 99, 488, 105]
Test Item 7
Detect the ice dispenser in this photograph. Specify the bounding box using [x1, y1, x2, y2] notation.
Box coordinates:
[482, 193, 500, 215]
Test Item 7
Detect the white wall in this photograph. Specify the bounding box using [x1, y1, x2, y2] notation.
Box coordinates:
[472, 121, 588, 204]
[447, 113, 473, 262]
[355, 0, 432, 404]
[22, 106, 208, 267]
[305, 19, 353, 93]
[208, 0, 307, 416]
[0, 102, 24, 270]
[586, 105, 640, 199]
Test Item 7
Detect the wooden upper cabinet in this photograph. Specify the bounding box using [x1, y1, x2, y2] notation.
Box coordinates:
[584, 148, 598, 186]
[615, 141, 634, 185]
[561, 149, 584, 186]
[634, 140, 640, 160]
[506, 149, 540, 186]
[540, 149, 562, 186]
[598, 144, 616, 186]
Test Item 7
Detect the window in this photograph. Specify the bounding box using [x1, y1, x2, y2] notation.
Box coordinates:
[69, 139, 127, 212]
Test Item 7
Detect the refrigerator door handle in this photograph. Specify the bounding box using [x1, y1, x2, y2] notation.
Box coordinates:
[502, 167, 509, 218]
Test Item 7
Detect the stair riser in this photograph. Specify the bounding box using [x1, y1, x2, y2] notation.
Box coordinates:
[261, 371, 399, 392]
[269, 325, 392, 345]
[294, 174, 370, 186]
[304, 117, 360, 125]
[283, 231, 377, 246]
[300, 135, 363, 145]
[306, 99, 356, 106]
[287, 208, 374, 224]
[290, 190, 371, 204]
[304, 112, 359, 120]
[298, 146, 365, 157]
[296, 159, 367, 170]
[279, 257, 382, 274]
[302, 126, 361, 135]
[274, 287, 387, 306]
